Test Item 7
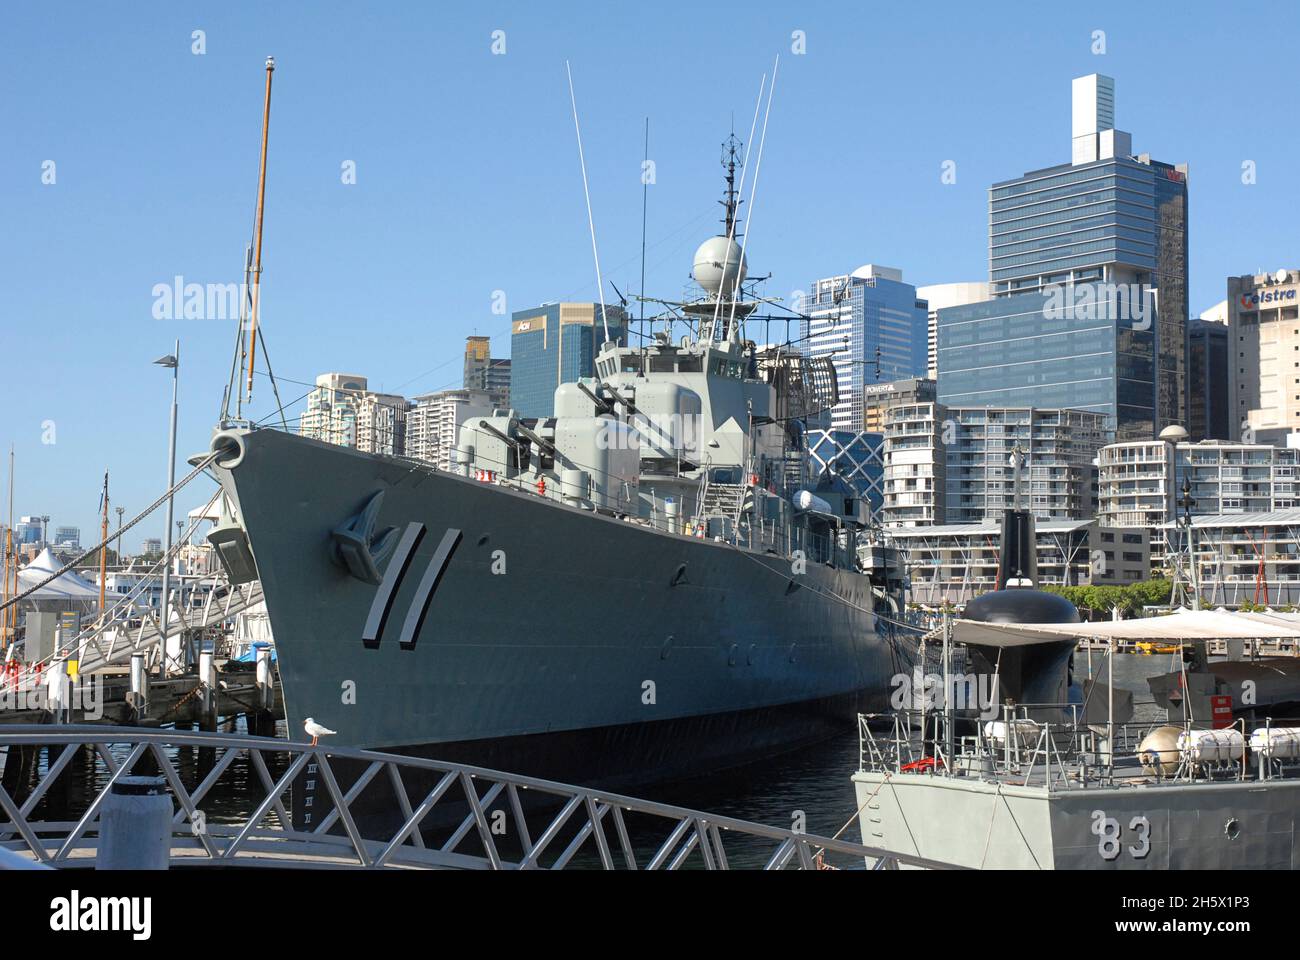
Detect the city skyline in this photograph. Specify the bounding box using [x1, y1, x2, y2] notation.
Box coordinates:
[4, 2, 1298, 539]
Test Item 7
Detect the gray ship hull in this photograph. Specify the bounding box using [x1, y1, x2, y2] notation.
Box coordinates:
[213, 428, 899, 786]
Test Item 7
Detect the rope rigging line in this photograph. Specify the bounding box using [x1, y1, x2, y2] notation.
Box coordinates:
[0, 451, 221, 615]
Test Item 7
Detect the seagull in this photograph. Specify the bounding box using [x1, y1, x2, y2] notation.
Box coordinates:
[303, 717, 337, 746]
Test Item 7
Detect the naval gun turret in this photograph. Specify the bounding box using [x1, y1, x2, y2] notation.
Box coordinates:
[456, 405, 640, 516]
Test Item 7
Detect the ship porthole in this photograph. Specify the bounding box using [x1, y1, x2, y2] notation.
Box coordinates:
[477, 534, 490, 546]
[747, 643, 756, 666]
[1224, 818, 1240, 840]
[661, 637, 673, 661]
[728, 643, 738, 666]
[788, 643, 797, 663]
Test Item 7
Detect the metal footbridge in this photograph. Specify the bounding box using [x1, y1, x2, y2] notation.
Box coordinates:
[0, 726, 958, 871]
[71, 579, 265, 676]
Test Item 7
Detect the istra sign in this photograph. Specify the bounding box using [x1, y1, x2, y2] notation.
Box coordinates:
[1240, 288, 1297, 308]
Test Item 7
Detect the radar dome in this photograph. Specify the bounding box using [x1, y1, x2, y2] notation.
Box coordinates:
[692, 235, 747, 297]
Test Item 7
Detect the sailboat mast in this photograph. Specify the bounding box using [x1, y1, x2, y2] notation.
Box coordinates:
[99, 470, 109, 619]
[639, 117, 649, 328]
[3, 446, 12, 647]
[245, 56, 275, 398]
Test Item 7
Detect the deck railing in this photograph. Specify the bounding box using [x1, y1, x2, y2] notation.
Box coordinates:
[859, 709, 1300, 790]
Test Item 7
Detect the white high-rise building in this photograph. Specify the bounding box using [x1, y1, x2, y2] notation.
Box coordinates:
[299, 373, 407, 455]
[914, 282, 991, 379]
[406, 389, 493, 471]
[881, 402, 946, 526]
[1098, 438, 1300, 528]
[1227, 269, 1300, 444]
[800, 266, 929, 433]
[355, 392, 407, 456]
[1070, 74, 1127, 166]
[881, 403, 1106, 528]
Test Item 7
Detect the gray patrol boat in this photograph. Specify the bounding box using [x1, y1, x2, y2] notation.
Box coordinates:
[852, 511, 1300, 870]
[204, 154, 909, 789]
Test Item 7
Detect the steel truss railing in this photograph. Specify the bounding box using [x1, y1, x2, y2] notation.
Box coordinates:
[73, 580, 265, 677]
[860, 707, 1300, 791]
[0, 726, 957, 870]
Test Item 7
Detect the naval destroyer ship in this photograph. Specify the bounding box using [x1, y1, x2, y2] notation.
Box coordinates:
[203, 148, 910, 789]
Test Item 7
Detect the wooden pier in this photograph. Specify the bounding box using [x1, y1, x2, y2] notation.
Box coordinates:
[0, 659, 283, 735]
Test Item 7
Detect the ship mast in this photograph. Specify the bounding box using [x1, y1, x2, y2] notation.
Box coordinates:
[689, 141, 761, 347]
[691, 65, 777, 348]
[720, 133, 742, 240]
[245, 56, 275, 400]
[221, 57, 288, 429]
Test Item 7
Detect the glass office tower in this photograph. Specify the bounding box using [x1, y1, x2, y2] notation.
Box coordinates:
[510, 302, 627, 418]
[1187, 318, 1230, 441]
[799, 265, 929, 433]
[937, 74, 1188, 440]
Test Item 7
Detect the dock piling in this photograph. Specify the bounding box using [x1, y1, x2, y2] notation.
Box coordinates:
[198, 650, 216, 731]
[255, 645, 273, 710]
[129, 652, 148, 721]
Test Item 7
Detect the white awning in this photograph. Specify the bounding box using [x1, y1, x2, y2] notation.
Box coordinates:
[952, 608, 1300, 648]
[187, 502, 220, 521]
[17, 548, 100, 600]
[1236, 610, 1300, 627]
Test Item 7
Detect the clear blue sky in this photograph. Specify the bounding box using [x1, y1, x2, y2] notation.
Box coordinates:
[2, 1, 1296, 543]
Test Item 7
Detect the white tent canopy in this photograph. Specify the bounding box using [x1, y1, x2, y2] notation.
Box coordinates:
[952, 607, 1300, 648]
[1238, 610, 1300, 627]
[187, 501, 220, 522]
[16, 548, 100, 600]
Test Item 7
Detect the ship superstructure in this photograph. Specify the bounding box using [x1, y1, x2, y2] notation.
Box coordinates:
[203, 140, 907, 789]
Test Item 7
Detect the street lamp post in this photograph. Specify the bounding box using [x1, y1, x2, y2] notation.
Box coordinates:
[153, 343, 180, 669]
[1180, 477, 1198, 610]
[1158, 424, 1189, 602]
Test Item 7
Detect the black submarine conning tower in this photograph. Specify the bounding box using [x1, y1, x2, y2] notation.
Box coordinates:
[963, 506, 1080, 713]
[999, 508, 1037, 588]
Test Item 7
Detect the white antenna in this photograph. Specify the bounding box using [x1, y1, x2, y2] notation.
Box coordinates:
[708, 72, 767, 339]
[729, 55, 779, 335]
[565, 61, 610, 343]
